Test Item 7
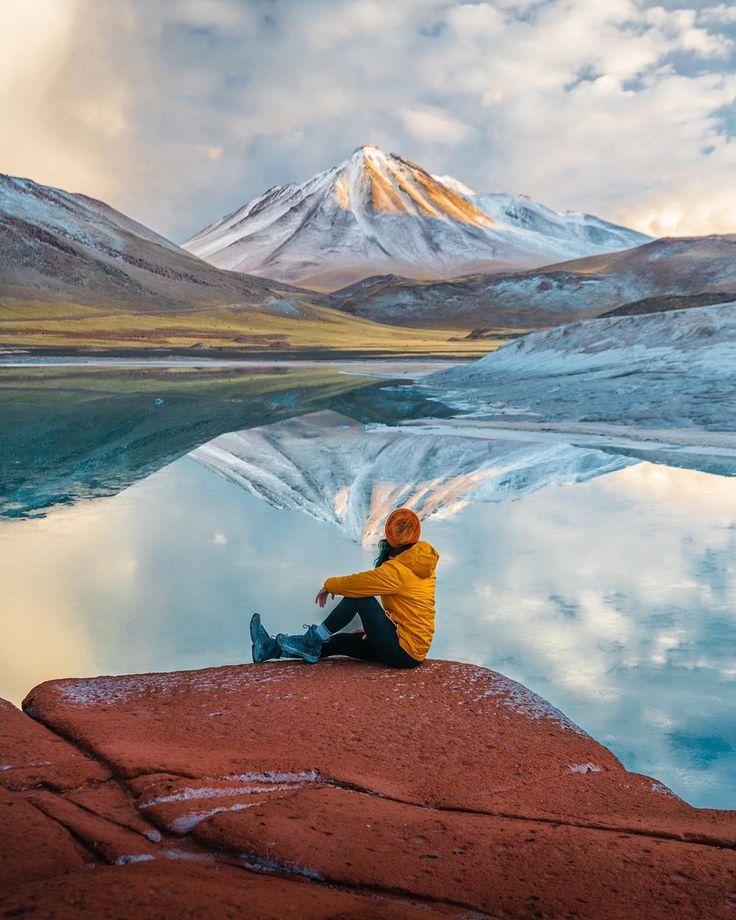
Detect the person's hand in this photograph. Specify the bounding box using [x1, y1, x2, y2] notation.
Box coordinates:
[315, 588, 334, 608]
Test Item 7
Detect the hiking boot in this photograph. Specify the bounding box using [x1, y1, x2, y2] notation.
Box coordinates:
[278, 624, 324, 663]
[250, 613, 281, 663]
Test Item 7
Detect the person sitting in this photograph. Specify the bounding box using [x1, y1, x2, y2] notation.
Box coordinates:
[250, 508, 438, 669]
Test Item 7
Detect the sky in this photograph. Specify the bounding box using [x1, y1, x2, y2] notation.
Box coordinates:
[2, 0, 736, 242]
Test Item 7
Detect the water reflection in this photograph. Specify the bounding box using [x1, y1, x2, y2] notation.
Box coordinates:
[191, 411, 633, 544]
[1, 457, 734, 808]
[0, 366, 448, 518]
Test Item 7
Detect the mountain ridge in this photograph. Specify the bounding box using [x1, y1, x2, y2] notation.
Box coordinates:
[0, 173, 320, 315]
[332, 234, 736, 327]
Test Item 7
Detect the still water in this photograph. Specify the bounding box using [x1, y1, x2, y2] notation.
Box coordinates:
[1, 364, 734, 809]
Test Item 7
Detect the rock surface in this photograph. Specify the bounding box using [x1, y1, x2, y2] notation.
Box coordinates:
[2, 659, 735, 918]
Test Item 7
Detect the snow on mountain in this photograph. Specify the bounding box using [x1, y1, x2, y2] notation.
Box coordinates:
[334, 234, 736, 328]
[470, 191, 651, 263]
[0, 173, 313, 312]
[189, 410, 632, 543]
[183, 145, 650, 292]
[428, 301, 736, 433]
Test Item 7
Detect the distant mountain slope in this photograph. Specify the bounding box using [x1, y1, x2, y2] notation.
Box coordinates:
[598, 291, 736, 318]
[183, 144, 649, 291]
[334, 235, 736, 328]
[0, 174, 317, 314]
[428, 301, 736, 433]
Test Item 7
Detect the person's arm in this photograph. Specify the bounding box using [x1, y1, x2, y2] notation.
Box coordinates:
[323, 562, 403, 598]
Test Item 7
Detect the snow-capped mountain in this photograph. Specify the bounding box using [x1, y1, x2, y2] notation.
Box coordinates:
[0, 174, 314, 312]
[429, 301, 736, 434]
[335, 234, 736, 328]
[183, 145, 650, 291]
[189, 410, 632, 543]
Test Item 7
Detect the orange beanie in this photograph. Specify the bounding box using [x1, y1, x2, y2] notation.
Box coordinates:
[384, 508, 421, 548]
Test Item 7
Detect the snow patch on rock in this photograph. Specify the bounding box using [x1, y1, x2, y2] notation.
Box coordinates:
[138, 784, 294, 810]
[51, 664, 302, 707]
[224, 770, 321, 784]
[170, 802, 263, 834]
[455, 664, 589, 736]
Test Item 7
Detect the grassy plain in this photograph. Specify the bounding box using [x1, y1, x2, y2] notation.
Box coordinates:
[0, 298, 523, 358]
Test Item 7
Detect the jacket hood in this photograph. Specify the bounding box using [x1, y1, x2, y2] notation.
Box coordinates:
[393, 540, 439, 579]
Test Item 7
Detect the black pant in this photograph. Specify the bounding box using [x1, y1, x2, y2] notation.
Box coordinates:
[320, 596, 421, 669]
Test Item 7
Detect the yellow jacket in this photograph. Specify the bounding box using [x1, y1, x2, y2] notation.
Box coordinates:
[323, 541, 439, 661]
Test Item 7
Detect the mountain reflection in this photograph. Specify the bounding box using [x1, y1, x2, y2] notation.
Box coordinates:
[191, 410, 634, 543]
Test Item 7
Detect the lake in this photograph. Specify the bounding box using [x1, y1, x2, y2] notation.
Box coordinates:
[1, 362, 734, 809]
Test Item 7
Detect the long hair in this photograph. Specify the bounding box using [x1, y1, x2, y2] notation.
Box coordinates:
[374, 538, 414, 568]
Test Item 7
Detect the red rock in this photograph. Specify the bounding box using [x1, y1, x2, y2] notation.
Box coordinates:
[133, 775, 299, 836]
[24, 790, 161, 865]
[0, 787, 85, 887]
[192, 783, 736, 918]
[65, 780, 163, 841]
[0, 861, 443, 919]
[23, 660, 622, 804]
[7, 659, 736, 918]
[0, 697, 109, 791]
[488, 767, 736, 847]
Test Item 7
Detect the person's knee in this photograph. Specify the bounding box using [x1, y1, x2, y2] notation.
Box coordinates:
[354, 595, 380, 610]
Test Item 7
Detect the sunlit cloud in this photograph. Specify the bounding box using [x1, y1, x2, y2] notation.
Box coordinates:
[196, 144, 224, 161]
[397, 105, 472, 145]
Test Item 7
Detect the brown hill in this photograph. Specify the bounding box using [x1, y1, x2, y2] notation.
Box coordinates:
[599, 290, 736, 318]
[0, 174, 322, 315]
[333, 235, 736, 328]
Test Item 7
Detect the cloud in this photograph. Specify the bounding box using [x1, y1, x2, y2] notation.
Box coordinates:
[397, 105, 472, 144]
[700, 3, 736, 25]
[1, 0, 736, 240]
[196, 144, 224, 161]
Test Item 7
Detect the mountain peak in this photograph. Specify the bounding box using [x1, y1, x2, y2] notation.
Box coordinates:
[333, 145, 496, 230]
[184, 149, 652, 291]
[351, 143, 386, 157]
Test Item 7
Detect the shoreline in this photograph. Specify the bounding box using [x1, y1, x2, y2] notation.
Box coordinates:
[0, 346, 479, 366]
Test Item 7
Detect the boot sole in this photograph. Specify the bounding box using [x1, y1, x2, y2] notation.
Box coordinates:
[277, 638, 320, 663]
[250, 613, 269, 664]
